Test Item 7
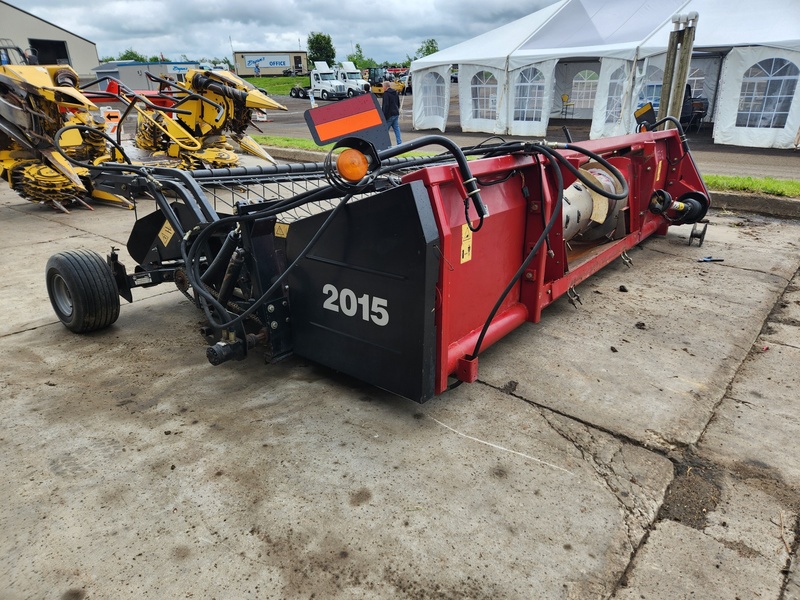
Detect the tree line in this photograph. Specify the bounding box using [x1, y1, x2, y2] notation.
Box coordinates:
[308, 32, 438, 68]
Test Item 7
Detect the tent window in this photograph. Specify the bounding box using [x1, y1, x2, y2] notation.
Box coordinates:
[471, 71, 498, 120]
[736, 58, 799, 129]
[420, 72, 446, 118]
[571, 69, 598, 109]
[605, 67, 626, 123]
[637, 67, 664, 112]
[513, 67, 545, 122]
[687, 66, 706, 98]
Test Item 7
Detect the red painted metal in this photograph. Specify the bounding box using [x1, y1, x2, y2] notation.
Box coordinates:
[402, 128, 709, 394]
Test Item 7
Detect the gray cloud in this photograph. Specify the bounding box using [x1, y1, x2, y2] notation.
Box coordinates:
[7, 0, 557, 63]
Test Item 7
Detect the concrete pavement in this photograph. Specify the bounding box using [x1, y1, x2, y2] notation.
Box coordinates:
[1, 142, 800, 598]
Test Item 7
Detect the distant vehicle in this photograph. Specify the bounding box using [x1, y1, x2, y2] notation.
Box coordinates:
[289, 61, 347, 101]
[450, 71, 458, 83]
[199, 63, 228, 72]
[399, 75, 412, 94]
[637, 82, 663, 112]
[334, 61, 369, 97]
[365, 67, 403, 96]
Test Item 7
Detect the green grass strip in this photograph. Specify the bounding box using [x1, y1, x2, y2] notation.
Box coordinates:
[703, 175, 800, 198]
[252, 136, 439, 158]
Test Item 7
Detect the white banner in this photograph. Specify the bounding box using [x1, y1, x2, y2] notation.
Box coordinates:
[245, 55, 290, 69]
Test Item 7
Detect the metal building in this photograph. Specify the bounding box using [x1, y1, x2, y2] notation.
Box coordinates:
[91, 61, 200, 91]
[233, 51, 308, 77]
[0, 1, 99, 81]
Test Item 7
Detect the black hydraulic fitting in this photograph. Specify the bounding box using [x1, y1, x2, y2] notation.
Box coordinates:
[649, 190, 708, 225]
[206, 332, 260, 366]
[206, 340, 244, 365]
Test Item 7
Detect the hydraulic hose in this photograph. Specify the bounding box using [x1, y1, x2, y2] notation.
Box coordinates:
[452, 140, 629, 390]
[377, 135, 489, 231]
[466, 144, 566, 363]
[182, 183, 354, 330]
[192, 73, 248, 104]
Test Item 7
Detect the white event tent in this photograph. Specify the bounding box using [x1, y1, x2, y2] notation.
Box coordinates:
[410, 0, 800, 148]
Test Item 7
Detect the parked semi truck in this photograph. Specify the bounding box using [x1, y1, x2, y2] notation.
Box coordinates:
[289, 62, 347, 101]
[334, 61, 369, 97]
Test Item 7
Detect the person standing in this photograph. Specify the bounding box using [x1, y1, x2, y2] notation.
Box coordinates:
[253, 63, 260, 78]
[382, 81, 401, 145]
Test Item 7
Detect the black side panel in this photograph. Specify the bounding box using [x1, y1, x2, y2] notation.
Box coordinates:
[286, 181, 440, 402]
[127, 203, 199, 265]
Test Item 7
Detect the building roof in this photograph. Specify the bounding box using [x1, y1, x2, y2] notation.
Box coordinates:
[413, 0, 800, 71]
[0, 0, 96, 47]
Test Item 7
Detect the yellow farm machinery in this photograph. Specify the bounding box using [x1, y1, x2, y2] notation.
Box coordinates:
[0, 39, 286, 213]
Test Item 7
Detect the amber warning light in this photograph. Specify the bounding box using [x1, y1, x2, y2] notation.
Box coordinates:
[335, 149, 369, 182]
[303, 93, 390, 151]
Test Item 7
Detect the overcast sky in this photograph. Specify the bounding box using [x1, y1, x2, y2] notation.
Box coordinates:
[8, 0, 559, 64]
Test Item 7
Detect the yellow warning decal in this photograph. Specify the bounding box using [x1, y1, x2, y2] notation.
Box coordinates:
[656, 160, 663, 184]
[274, 223, 289, 238]
[158, 220, 175, 247]
[460, 223, 473, 264]
[634, 104, 652, 120]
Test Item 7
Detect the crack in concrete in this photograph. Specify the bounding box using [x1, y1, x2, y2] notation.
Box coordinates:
[646, 246, 794, 284]
[760, 339, 800, 352]
[481, 380, 668, 573]
[537, 412, 658, 553]
[482, 381, 687, 457]
[779, 514, 800, 599]
[480, 257, 800, 596]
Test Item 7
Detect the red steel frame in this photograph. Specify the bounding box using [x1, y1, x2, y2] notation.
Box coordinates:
[402, 128, 709, 395]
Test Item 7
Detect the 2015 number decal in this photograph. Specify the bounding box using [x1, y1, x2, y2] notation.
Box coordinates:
[322, 284, 389, 326]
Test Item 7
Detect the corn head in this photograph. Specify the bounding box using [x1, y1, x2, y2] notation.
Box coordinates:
[0, 39, 116, 212]
[0, 38, 286, 213]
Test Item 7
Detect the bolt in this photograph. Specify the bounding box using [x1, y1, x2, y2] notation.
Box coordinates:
[270, 321, 278, 330]
[267, 304, 275, 313]
[524, 272, 534, 280]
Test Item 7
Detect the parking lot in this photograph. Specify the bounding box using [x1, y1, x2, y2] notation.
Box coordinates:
[1, 124, 800, 598]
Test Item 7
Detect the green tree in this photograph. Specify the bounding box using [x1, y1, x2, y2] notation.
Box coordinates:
[307, 32, 335, 65]
[346, 43, 377, 68]
[117, 48, 149, 62]
[100, 56, 116, 63]
[416, 38, 439, 58]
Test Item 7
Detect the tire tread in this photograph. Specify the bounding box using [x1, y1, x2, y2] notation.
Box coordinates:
[46, 249, 120, 333]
